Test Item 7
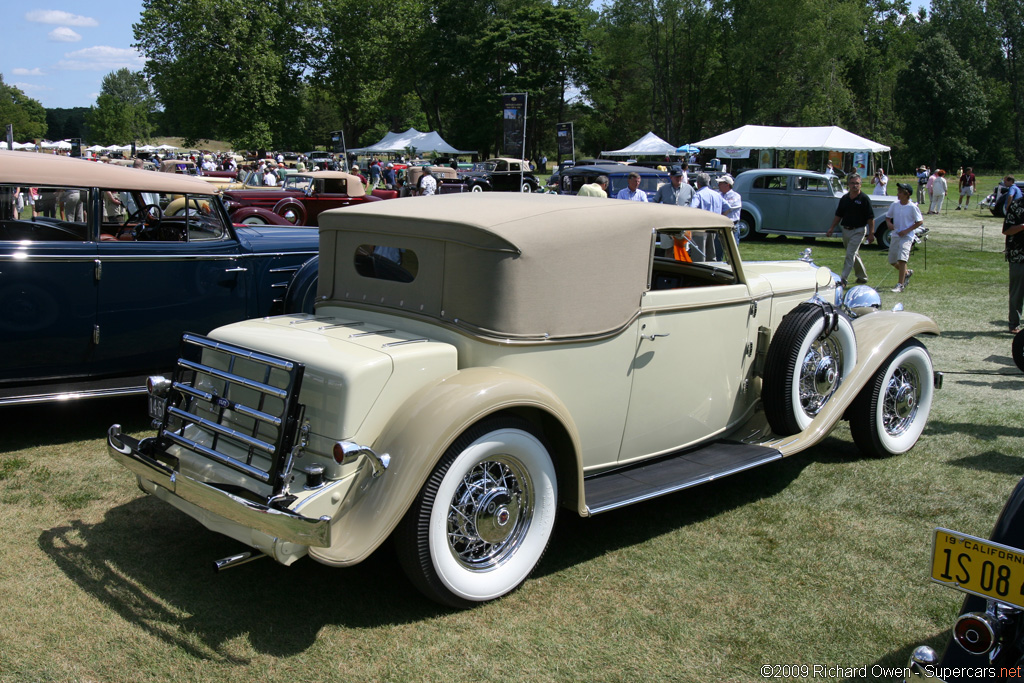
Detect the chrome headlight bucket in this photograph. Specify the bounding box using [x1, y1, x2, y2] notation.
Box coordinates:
[842, 285, 881, 319]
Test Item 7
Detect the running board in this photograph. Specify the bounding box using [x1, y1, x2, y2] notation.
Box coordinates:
[584, 441, 783, 515]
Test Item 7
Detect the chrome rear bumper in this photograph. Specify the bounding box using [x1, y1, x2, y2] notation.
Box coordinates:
[107, 424, 331, 548]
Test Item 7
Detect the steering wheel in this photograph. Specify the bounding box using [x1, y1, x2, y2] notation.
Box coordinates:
[127, 203, 164, 239]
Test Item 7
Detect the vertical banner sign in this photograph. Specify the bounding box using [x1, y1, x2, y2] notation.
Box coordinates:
[131, 142, 137, 158]
[556, 122, 574, 161]
[5, 124, 12, 150]
[502, 93, 527, 159]
[330, 130, 346, 170]
[853, 152, 868, 177]
[70, 138, 82, 157]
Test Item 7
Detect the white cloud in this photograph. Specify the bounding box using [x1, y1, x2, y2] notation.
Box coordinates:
[56, 46, 145, 72]
[12, 68, 45, 76]
[49, 27, 82, 42]
[13, 81, 52, 93]
[25, 10, 98, 27]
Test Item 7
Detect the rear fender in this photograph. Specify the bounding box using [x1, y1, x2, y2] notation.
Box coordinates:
[282, 256, 320, 313]
[230, 206, 295, 226]
[308, 366, 583, 567]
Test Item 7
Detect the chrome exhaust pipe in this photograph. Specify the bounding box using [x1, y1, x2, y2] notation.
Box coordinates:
[212, 551, 266, 572]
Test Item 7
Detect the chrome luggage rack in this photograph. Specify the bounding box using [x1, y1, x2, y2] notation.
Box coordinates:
[155, 333, 306, 499]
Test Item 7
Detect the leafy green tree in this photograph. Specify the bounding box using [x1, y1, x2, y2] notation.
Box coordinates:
[134, 0, 321, 150]
[85, 68, 156, 144]
[0, 74, 47, 141]
[897, 34, 989, 169]
[989, 0, 1024, 164]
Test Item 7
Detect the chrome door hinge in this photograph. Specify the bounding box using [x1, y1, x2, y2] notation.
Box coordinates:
[94, 259, 102, 281]
[92, 324, 100, 345]
[748, 301, 758, 318]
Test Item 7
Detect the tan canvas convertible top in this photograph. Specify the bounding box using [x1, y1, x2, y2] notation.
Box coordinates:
[0, 150, 217, 194]
[318, 194, 734, 341]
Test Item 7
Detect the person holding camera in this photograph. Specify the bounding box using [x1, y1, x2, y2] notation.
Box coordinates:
[872, 168, 888, 196]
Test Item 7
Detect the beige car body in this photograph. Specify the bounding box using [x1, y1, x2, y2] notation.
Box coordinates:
[108, 194, 939, 601]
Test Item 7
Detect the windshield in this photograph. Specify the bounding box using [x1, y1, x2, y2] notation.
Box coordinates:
[283, 176, 314, 192]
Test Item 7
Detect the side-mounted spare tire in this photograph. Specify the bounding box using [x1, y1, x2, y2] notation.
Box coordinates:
[762, 301, 857, 435]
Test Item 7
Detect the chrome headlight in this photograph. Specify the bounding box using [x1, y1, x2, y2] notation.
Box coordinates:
[842, 285, 881, 319]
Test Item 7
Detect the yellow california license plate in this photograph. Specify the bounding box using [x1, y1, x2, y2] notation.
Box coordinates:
[931, 528, 1024, 609]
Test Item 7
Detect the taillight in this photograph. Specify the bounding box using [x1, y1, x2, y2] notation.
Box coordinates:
[146, 375, 171, 398]
[954, 612, 999, 655]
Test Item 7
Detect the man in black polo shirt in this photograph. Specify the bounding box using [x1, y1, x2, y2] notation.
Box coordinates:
[825, 173, 875, 286]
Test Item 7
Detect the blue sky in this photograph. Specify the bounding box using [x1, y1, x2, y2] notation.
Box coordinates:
[2, 1, 930, 113]
[0, 2, 144, 110]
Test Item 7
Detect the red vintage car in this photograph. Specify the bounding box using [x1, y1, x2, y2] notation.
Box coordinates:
[222, 171, 398, 225]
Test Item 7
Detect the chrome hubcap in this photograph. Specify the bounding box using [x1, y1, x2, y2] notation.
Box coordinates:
[447, 457, 533, 570]
[799, 335, 843, 416]
[883, 363, 920, 436]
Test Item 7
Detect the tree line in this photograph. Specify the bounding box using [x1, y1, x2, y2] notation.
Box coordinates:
[4, 0, 1022, 172]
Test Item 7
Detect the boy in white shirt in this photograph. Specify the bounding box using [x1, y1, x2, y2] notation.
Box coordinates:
[885, 182, 924, 293]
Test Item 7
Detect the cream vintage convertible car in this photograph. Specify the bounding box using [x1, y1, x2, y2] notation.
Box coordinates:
[107, 194, 940, 607]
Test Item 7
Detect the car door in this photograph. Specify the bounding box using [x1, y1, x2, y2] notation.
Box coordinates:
[748, 173, 791, 232]
[92, 192, 249, 376]
[0, 184, 97, 383]
[789, 174, 840, 234]
[617, 250, 759, 461]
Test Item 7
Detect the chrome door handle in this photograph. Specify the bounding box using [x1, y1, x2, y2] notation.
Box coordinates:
[224, 267, 248, 273]
[644, 333, 670, 341]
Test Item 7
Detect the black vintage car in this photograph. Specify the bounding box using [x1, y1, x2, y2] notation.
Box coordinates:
[459, 158, 541, 193]
[909, 476, 1024, 679]
[0, 150, 319, 406]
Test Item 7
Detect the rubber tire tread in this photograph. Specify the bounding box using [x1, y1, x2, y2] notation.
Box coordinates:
[393, 416, 553, 609]
[762, 303, 831, 436]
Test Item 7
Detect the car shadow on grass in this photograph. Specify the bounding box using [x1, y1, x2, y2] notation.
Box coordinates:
[0, 396, 151, 454]
[38, 495, 434, 661]
[34, 434, 863, 660]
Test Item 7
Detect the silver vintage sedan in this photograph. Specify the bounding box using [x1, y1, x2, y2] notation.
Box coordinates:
[733, 168, 898, 246]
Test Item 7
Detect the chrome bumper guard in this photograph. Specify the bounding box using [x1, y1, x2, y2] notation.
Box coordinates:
[108, 424, 331, 547]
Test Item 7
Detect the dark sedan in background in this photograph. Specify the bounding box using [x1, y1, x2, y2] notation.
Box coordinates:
[0, 150, 319, 405]
[557, 163, 670, 201]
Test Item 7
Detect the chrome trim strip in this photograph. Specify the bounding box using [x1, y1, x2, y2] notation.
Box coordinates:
[182, 333, 295, 371]
[161, 429, 272, 483]
[0, 250, 318, 263]
[166, 406, 277, 454]
[349, 329, 396, 338]
[381, 338, 428, 348]
[177, 359, 289, 399]
[585, 452, 782, 515]
[318, 321, 364, 331]
[107, 425, 330, 547]
[0, 384, 146, 406]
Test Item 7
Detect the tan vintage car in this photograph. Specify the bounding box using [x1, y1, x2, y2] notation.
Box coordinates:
[107, 194, 941, 607]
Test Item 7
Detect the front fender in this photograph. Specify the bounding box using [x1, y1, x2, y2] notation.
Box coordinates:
[772, 310, 939, 456]
[307, 366, 583, 567]
[743, 202, 763, 233]
[230, 206, 295, 226]
[282, 256, 320, 313]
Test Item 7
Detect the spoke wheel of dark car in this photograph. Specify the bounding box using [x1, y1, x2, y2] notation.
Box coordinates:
[470, 184, 485, 193]
[272, 198, 307, 225]
[395, 417, 557, 608]
[850, 340, 934, 457]
[763, 302, 857, 435]
[521, 182, 532, 193]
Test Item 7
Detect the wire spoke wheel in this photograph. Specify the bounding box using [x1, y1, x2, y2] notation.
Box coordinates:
[447, 456, 533, 570]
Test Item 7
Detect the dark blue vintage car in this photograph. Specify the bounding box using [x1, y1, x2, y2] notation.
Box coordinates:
[0, 150, 319, 405]
[556, 163, 670, 201]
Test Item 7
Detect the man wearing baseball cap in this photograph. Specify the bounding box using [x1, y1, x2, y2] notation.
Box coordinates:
[718, 173, 742, 244]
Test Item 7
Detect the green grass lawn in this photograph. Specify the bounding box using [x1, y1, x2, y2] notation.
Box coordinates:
[1, 193, 1022, 682]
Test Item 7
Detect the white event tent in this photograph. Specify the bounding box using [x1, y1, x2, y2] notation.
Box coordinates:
[350, 128, 475, 155]
[601, 131, 678, 157]
[692, 125, 889, 154]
